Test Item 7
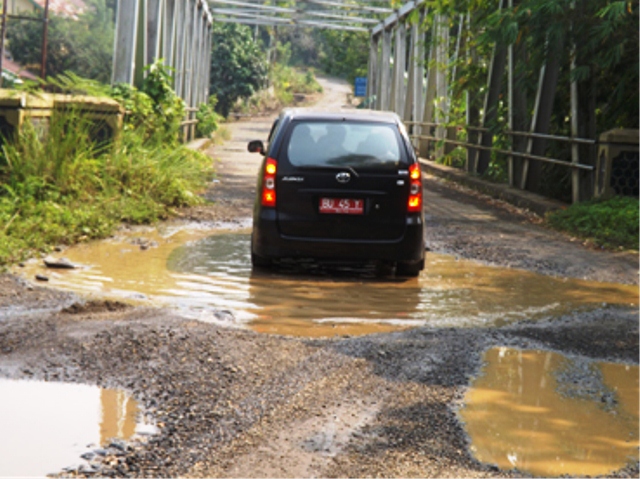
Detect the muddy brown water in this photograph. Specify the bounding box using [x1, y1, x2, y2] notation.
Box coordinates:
[460, 347, 639, 477]
[16, 226, 638, 337]
[11, 225, 640, 477]
[0, 379, 153, 477]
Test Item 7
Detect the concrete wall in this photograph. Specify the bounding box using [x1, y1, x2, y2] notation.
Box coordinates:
[0, 91, 123, 142]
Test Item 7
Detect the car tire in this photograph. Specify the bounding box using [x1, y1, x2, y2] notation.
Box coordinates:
[251, 252, 272, 269]
[396, 259, 423, 277]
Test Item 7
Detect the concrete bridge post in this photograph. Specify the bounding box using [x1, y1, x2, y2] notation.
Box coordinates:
[390, 22, 406, 117]
[112, 0, 139, 85]
[379, 28, 392, 111]
[366, 34, 379, 104]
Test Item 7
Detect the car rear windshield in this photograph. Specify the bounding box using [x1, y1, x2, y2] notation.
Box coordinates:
[286, 121, 403, 171]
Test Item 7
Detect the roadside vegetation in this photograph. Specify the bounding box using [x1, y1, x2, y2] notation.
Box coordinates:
[229, 62, 323, 118]
[0, 65, 215, 267]
[546, 197, 639, 251]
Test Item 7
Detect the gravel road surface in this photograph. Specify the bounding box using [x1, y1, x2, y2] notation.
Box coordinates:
[0, 76, 637, 478]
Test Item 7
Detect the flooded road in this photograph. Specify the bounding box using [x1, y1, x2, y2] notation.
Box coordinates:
[460, 347, 639, 477]
[10, 226, 639, 477]
[16, 227, 638, 337]
[0, 379, 152, 477]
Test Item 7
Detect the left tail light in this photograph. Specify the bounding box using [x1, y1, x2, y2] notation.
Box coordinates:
[261, 157, 277, 207]
[407, 162, 422, 213]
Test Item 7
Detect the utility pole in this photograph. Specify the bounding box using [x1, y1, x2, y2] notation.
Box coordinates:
[0, 0, 8, 87]
[40, 0, 50, 80]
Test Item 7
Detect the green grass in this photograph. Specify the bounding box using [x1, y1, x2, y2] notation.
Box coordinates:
[546, 196, 639, 250]
[0, 110, 214, 267]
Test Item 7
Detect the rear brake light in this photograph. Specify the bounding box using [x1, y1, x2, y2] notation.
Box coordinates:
[261, 157, 277, 207]
[407, 163, 422, 213]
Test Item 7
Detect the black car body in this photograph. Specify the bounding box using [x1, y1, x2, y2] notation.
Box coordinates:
[248, 108, 425, 276]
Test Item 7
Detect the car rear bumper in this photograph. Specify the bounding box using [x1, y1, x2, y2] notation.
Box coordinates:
[252, 209, 425, 262]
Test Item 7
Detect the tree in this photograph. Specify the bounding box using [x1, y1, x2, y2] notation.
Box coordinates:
[426, 0, 638, 200]
[6, 0, 114, 83]
[469, 0, 638, 132]
[209, 22, 268, 117]
[316, 29, 369, 84]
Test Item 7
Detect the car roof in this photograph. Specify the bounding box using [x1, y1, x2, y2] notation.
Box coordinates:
[280, 107, 401, 124]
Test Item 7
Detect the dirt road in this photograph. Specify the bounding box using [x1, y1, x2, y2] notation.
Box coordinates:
[0, 76, 637, 478]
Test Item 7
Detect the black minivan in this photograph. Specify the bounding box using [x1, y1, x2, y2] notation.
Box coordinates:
[248, 108, 425, 276]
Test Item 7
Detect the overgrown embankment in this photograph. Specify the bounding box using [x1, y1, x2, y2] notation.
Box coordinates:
[0, 66, 216, 267]
[0, 117, 213, 266]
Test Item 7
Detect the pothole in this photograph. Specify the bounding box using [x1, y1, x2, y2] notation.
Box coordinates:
[0, 379, 154, 477]
[14, 228, 639, 337]
[459, 347, 639, 477]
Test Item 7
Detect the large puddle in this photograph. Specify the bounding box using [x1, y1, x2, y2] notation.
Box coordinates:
[10, 228, 640, 477]
[0, 379, 153, 477]
[460, 347, 639, 477]
[16, 227, 638, 337]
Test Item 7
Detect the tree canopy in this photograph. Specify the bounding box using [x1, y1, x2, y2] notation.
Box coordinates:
[437, 0, 638, 131]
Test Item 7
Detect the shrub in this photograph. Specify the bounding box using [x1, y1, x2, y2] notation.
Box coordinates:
[141, 61, 185, 142]
[196, 96, 221, 138]
[546, 196, 639, 250]
[110, 60, 185, 144]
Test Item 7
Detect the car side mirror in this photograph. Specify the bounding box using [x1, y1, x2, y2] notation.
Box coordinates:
[248, 140, 265, 155]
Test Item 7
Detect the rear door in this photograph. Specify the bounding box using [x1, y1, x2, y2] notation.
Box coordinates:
[275, 120, 411, 241]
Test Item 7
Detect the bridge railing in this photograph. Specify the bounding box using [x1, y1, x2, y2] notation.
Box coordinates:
[181, 107, 198, 143]
[405, 121, 601, 204]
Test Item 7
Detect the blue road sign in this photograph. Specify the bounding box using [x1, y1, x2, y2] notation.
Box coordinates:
[354, 77, 367, 97]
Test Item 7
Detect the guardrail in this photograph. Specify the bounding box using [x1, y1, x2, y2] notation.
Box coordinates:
[405, 121, 599, 204]
[407, 122, 595, 170]
[180, 107, 198, 143]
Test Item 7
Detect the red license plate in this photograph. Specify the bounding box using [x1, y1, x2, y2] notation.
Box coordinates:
[319, 198, 364, 215]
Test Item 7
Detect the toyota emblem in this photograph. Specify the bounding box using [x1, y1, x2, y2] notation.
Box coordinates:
[336, 172, 351, 184]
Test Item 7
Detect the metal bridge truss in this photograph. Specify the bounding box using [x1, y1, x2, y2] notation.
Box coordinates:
[110, 0, 389, 139]
[112, 0, 213, 117]
[368, 0, 596, 203]
[110, 0, 599, 201]
[208, 0, 393, 33]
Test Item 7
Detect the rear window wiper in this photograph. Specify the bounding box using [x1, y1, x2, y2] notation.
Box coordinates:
[297, 164, 360, 178]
